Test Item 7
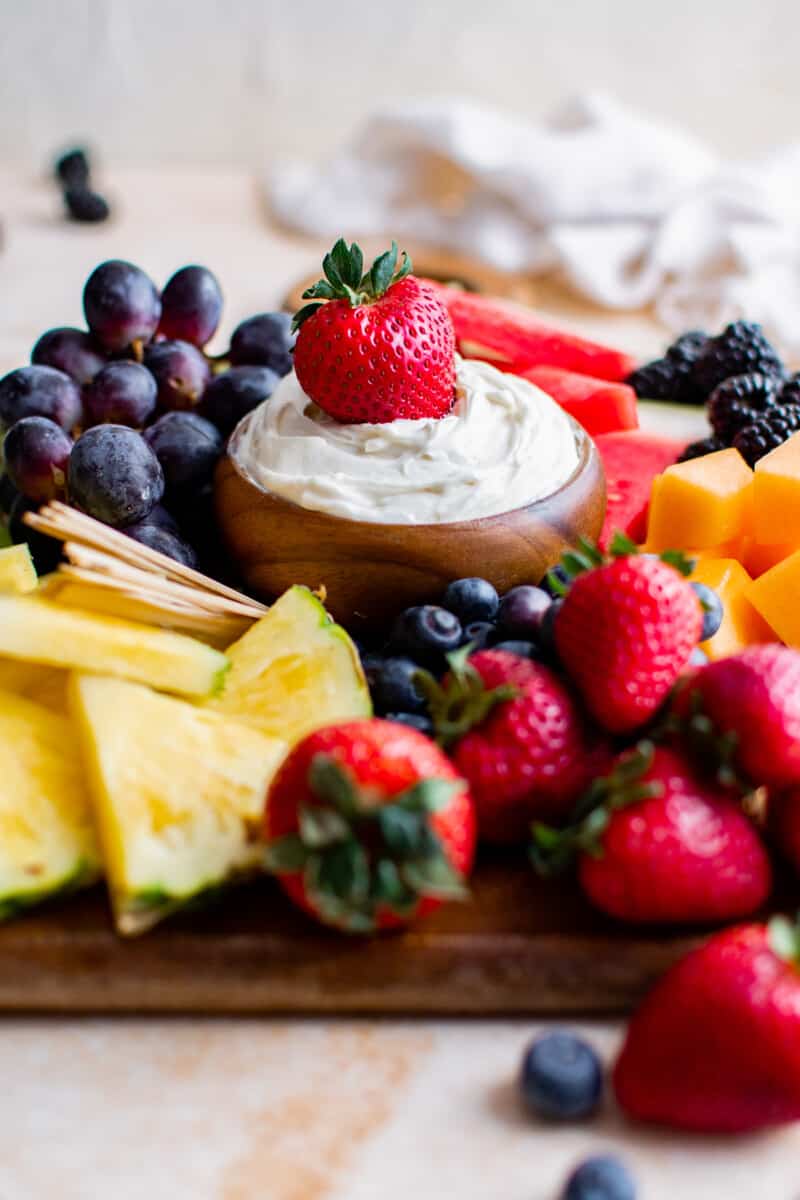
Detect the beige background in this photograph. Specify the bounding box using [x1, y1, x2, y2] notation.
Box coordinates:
[2, 0, 800, 167]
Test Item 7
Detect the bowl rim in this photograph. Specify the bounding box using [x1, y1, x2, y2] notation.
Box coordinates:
[222, 412, 600, 533]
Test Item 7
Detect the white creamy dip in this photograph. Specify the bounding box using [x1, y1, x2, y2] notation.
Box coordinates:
[229, 356, 580, 525]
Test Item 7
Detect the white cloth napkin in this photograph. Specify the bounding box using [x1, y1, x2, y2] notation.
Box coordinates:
[267, 93, 800, 355]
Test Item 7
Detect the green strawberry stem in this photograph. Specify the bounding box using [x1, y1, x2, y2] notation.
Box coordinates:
[292, 239, 413, 332]
[530, 740, 663, 877]
[545, 534, 695, 597]
[658, 684, 747, 794]
[264, 753, 468, 932]
[415, 645, 518, 750]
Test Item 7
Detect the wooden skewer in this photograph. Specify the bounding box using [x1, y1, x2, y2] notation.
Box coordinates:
[25, 501, 267, 612]
[62, 543, 264, 619]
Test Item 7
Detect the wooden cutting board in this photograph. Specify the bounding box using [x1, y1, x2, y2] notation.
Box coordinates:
[0, 853, 783, 1016]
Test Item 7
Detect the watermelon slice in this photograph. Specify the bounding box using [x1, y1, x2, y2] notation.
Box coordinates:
[518, 366, 638, 436]
[429, 285, 638, 382]
[595, 430, 687, 550]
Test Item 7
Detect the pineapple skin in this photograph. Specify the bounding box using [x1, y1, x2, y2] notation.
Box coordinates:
[0, 688, 101, 914]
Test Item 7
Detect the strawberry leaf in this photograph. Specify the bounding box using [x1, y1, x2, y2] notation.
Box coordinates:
[659, 548, 696, 577]
[263, 834, 310, 873]
[370, 242, 399, 296]
[768, 914, 800, 965]
[291, 302, 324, 332]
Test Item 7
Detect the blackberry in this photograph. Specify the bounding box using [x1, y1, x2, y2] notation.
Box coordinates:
[626, 357, 680, 401]
[666, 329, 708, 403]
[780, 374, 800, 407]
[690, 321, 784, 398]
[733, 406, 800, 467]
[666, 330, 708, 365]
[677, 435, 726, 462]
[707, 373, 778, 442]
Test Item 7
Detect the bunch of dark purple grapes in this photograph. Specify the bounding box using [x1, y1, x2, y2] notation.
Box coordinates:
[0, 259, 294, 573]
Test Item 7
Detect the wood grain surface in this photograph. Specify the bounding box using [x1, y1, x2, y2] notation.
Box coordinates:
[215, 421, 605, 630]
[0, 854, 717, 1015]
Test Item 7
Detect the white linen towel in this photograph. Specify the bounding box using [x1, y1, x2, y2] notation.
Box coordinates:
[267, 93, 800, 355]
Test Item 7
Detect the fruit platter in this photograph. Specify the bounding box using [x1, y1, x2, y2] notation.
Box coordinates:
[4, 230, 800, 1067]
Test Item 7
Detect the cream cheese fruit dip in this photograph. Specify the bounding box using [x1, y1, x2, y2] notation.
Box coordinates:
[229, 355, 580, 525]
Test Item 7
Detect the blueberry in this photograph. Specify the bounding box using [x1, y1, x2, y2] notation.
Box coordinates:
[461, 620, 495, 651]
[369, 657, 427, 716]
[390, 605, 462, 666]
[493, 640, 541, 660]
[541, 563, 570, 597]
[689, 646, 709, 666]
[65, 188, 110, 223]
[562, 1155, 636, 1200]
[691, 582, 724, 641]
[441, 577, 499, 623]
[497, 585, 551, 640]
[520, 1031, 603, 1121]
[385, 712, 434, 737]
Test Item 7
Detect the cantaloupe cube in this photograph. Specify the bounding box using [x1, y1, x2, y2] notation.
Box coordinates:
[753, 432, 800, 544]
[739, 536, 799, 578]
[691, 558, 773, 659]
[645, 450, 753, 553]
[747, 549, 800, 646]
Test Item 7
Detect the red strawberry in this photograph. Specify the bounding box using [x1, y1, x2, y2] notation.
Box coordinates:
[421, 648, 608, 844]
[293, 240, 456, 423]
[673, 644, 800, 789]
[553, 540, 703, 734]
[769, 789, 800, 871]
[263, 718, 475, 933]
[534, 743, 772, 924]
[613, 918, 800, 1132]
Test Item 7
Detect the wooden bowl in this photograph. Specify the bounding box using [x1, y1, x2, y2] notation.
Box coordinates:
[215, 419, 605, 631]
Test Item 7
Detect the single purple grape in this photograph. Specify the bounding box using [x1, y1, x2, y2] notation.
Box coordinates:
[31, 327, 106, 386]
[8, 495, 62, 573]
[68, 425, 164, 527]
[3, 416, 72, 503]
[126, 504, 180, 537]
[143, 411, 223, 493]
[159, 266, 223, 348]
[229, 313, 295, 375]
[83, 361, 158, 428]
[0, 365, 82, 433]
[143, 339, 211, 411]
[198, 365, 279, 435]
[125, 522, 197, 567]
[83, 260, 161, 353]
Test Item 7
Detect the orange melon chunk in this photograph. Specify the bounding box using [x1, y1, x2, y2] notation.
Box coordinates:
[753, 432, 800, 545]
[645, 450, 753, 553]
[739, 536, 799, 578]
[747, 549, 800, 647]
[691, 558, 773, 659]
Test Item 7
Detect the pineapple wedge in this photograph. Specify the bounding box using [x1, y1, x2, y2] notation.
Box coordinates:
[209, 585, 371, 743]
[0, 595, 229, 698]
[0, 688, 100, 917]
[71, 673, 288, 934]
[0, 658, 68, 713]
[0, 544, 37, 593]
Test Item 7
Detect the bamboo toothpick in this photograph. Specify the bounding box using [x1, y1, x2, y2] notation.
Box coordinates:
[23, 501, 268, 640]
